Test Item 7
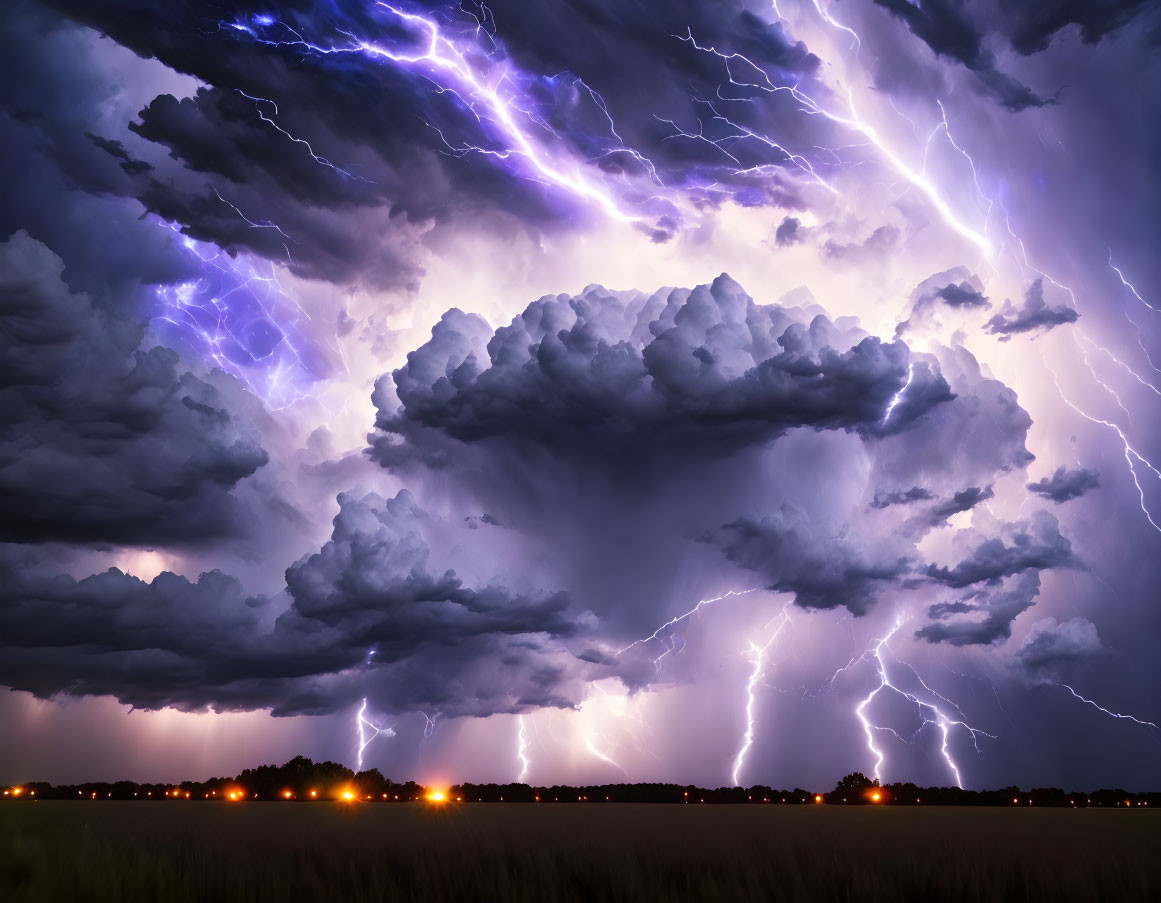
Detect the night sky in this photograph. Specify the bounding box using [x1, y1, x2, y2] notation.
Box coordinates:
[2, 0, 1159, 791]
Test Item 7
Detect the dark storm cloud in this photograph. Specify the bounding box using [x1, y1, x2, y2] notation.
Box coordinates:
[871, 0, 1051, 110]
[925, 511, 1078, 588]
[1015, 615, 1103, 682]
[935, 282, 989, 308]
[0, 4, 200, 311]
[929, 485, 995, 524]
[0, 231, 267, 546]
[775, 216, 803, 246]
[1000, 0, 1153, 55]
[0, 491, 594, 717]
[0, 543, 272, 709]
[871, 486, 935, 509]
[1027, 466, 1100, 503]
[917, 571, 1041, 646]
[372, 273, 954, 467]
[984, 279, 1079, 338]
[710, 507, 914, 614]
[34, 0, 858, 274]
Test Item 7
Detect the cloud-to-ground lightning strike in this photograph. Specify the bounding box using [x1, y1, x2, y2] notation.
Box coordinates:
[1057, 685, 1159, 731]
[846, 616, 993, 787]
[516, 714, 530, 781]
[355, 698, 396, 770]
[226, 4, 667, 228]
[731, 604, 794, 786]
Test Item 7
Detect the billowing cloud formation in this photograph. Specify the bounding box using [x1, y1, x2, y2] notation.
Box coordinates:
[0, 543, 270, 709]
[984, 279, 1079, 338]
[374, 273, 953, 466]
[0, 491, 595, 717]
[926, 511, 1078, 588]
[0, 231, 267, 545]
[918, 571, 1042, 646]
[1016, 616, 1103, 683]
[277, 490, 593, 716]
[1027, 466, 1100, 503]
[711, 506, 913, 615]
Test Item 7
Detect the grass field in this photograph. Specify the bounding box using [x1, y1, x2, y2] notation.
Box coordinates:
[2, 803, 1158, 902]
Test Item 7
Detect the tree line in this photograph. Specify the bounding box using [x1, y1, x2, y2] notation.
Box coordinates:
[3, 759, 1156, 807]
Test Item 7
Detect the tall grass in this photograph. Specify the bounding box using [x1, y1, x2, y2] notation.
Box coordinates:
[2, 803, 1157, 902]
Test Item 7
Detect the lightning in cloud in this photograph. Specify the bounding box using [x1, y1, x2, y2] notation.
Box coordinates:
[153, 223, 318, 409]
[235, 89, 371, 181]
[881, 362, 915, 427]
[225, 4, 668, 227]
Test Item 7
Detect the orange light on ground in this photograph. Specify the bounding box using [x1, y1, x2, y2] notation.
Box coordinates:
[185, 792, 190, 799]
[310, 790, 318, 798]
[426, 790, 447, 803]
[282, 791, 293, 799]
[341, 790, 356, 802]
[871, 792, 881, 803]
[12, 788, 22, 797]
[814, 795, 823, 804]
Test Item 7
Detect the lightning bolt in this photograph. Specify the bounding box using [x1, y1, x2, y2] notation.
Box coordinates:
[225, 4, 667, 227]
[235, 89, 371, 181]
[850, 616, 993, 787]
[355, 697, 396, 770]
[731, 604, 794, 786]
[516, 714, 530, 781]
[881, 362, 915, 427]
[1057, 684, 1159, 730]
[1045, 366, 1161, 536]
[616, 588, 762, 682]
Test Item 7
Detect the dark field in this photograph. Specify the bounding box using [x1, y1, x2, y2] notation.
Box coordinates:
[2, 803, 1158, 902]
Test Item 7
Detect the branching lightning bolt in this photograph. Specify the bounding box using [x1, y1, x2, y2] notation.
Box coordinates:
[355, 697, 396, 770]
[849, 616, 993, 787]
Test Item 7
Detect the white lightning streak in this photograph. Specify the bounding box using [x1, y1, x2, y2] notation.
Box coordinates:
[881, 363, 914, 427]
[731, 605, 794, 786]
[355, 697, 396, 770]
[516, 715, 530, 781]
[1059, 684, 1158, 730]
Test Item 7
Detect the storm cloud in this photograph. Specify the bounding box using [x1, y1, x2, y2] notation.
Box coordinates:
[0, 231, 267, 546]
[984, 279, 1079, 338]
[1027, 466, 1100, 503]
